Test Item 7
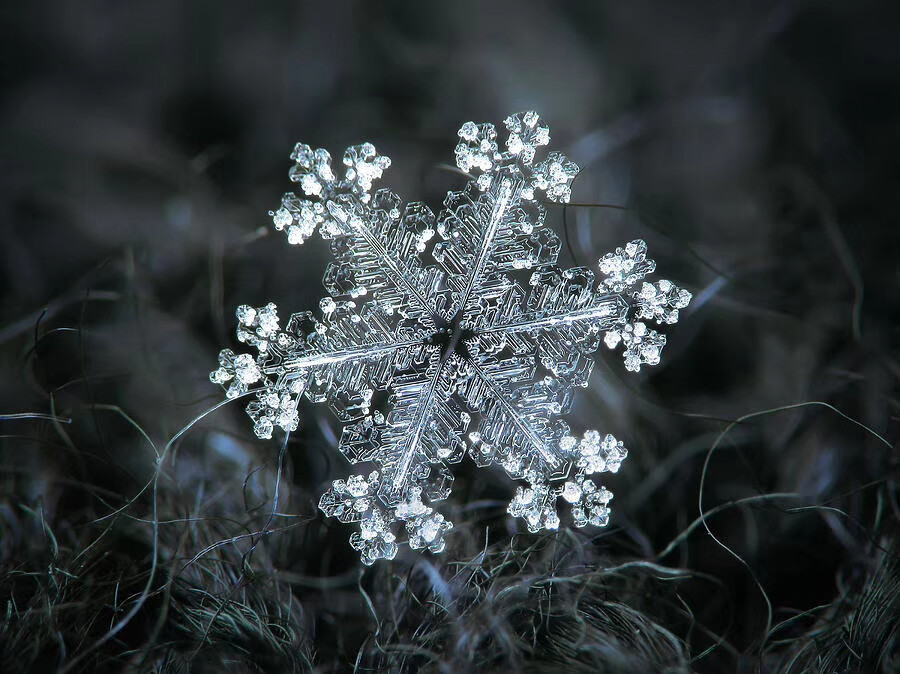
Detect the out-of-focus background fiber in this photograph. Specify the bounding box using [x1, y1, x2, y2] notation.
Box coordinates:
[1, 1, 898, 672]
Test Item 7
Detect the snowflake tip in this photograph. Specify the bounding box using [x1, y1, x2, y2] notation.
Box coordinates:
[504, 110, 551, 164]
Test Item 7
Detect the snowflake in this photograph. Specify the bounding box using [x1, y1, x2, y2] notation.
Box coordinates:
[209, 111, 692, 564]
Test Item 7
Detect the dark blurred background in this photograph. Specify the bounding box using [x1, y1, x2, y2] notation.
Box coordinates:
[1, 1, 899, 672]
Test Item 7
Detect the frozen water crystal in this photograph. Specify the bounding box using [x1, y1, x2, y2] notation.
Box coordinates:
[210, 112, 692, 564]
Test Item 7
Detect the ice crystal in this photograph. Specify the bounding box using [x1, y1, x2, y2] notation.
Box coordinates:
[210, 112, 692, 564]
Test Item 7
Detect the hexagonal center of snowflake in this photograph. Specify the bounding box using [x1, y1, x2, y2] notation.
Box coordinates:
[426, 312, 475, 361]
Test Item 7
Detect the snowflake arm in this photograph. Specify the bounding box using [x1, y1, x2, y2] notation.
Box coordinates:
[272, 144, 443, 325]
[464, 358, 567, 476]
[453, 178, 518, 316]
[324, 193, 444, 323]
[374, 349, 461, 507]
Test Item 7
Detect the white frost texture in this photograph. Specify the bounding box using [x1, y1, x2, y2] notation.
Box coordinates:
[209, 111, 692, 565]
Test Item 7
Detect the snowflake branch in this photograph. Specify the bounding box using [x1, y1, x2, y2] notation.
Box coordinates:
[467, 359, 565, 473]
[457, 178, 516, 317]
[377, 348, 445, 506]
[335, 203, 440, 325]
[479, 294, 627, 337]
[276, 338, 422, 375]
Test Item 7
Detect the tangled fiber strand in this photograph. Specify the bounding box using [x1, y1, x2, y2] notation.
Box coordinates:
[770, 541, 900, 673]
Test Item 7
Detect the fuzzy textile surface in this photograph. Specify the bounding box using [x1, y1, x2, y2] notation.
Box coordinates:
[1, 2, 898, 672]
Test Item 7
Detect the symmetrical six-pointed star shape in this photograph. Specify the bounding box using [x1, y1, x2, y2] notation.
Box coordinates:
[209, 111, 691, 564]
